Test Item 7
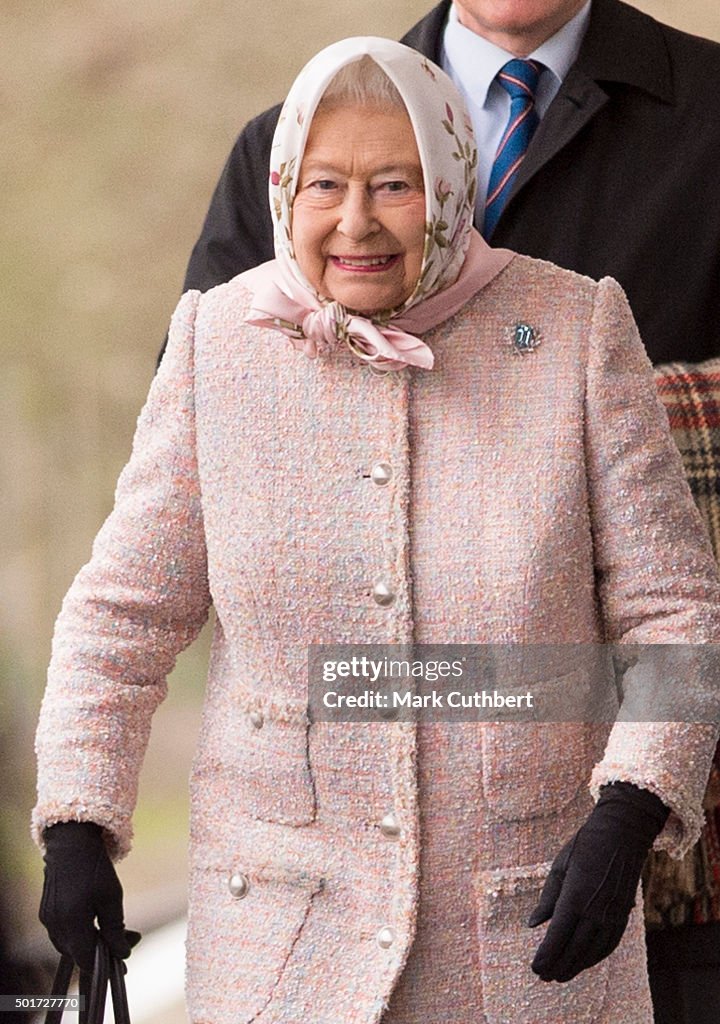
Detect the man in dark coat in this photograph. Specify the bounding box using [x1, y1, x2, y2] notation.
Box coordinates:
[177, 0, 720, 366]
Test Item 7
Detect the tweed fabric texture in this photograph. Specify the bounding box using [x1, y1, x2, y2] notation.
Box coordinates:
[34, 257, 720, 1023]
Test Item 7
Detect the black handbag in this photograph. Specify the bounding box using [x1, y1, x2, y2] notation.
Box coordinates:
[44, 937, 131, 1024]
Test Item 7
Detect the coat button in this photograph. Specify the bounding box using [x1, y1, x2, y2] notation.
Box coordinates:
[370, 463, 393, 486]
[249, 710, 264, 729]
[228, 872, 250, 899]
[379, 812, 401, 839]
[372, 582, 395, 606]
[376, 926, 396, 949]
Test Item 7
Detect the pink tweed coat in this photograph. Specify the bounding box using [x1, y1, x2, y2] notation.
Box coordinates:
[34, 254, 720, 1024]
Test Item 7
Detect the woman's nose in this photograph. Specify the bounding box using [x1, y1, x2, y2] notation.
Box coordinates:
[336, 188, 380, 241]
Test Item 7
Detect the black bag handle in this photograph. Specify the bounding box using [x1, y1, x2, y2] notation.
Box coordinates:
[86, 937, 109, 1024]
[44, 955, 74, 1024]
[44, 938, 131, 1024]
[108, 953, 131, 1024]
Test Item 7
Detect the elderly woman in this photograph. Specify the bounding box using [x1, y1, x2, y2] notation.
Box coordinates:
[34, 37, 720, 1024]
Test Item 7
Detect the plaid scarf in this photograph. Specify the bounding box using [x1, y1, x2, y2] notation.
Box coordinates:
[644, 358, 720, 928]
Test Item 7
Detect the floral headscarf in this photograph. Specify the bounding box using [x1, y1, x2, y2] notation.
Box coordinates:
[243, 37, 514, 369]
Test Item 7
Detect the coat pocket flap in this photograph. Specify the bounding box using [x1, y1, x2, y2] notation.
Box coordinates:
[477, 860, 554, 929]
[186, 862, 325, 1024]
[475, 861, 610, 1024]
[192, 686, 316, 826]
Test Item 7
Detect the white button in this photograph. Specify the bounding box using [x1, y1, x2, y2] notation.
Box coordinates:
[372, 582, 395, 607]
[376, 926, 396, 949]
[249, 710, 264, 729]
[370, 463, 393, 486]
[379, 813, 400, 839]
[228, 872, 250, 899]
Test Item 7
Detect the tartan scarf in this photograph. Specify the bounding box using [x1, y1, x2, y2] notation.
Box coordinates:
[645, 358, 720, 928]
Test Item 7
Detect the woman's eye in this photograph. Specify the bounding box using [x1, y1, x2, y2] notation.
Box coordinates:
[311, 179, 338, 191]
[380, 180, 409, 193]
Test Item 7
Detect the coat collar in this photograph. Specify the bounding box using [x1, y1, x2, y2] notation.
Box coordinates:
[574, 0, 674, 104]
[509, 0, 675, 201]
[400, 0, 448, 64]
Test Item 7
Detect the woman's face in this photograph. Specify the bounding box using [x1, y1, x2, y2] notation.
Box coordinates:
[292, 104, 426, 315]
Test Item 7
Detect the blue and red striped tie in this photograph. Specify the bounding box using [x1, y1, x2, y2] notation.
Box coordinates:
[484, 59, 543, 238]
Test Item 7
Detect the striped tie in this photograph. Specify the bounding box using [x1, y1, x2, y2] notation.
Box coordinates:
[484, 59, 543, 238]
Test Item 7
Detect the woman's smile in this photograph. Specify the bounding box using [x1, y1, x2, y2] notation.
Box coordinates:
[329, 253, 402, 272]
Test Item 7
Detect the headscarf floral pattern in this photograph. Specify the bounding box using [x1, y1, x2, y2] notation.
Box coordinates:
[269, 37, 481, 315]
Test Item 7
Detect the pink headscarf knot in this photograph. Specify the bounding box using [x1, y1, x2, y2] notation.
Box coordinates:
[246, 283, 434, 370]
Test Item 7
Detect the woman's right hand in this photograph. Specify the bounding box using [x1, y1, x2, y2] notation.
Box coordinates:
[39, 821, 141, 971]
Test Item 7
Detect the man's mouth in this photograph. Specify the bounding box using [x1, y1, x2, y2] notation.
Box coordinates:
[330, 254, 400, 272]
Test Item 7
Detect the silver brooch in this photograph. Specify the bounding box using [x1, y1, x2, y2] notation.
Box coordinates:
[511, 322, 541, 355]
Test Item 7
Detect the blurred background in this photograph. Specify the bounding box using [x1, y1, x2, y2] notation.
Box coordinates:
[2, 1, 719, 1020]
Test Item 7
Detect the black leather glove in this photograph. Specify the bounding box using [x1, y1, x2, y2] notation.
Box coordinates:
[39, 821, 141, 972]
[528, 781, 669, 983]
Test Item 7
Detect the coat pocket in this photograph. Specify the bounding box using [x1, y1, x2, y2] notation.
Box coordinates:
[475, 862, 610, 1024]
[479, 650, 619, 821]
[186, 860, 325, 1024]
[193, 688, 317, 826]
[481, 720, 595, 820]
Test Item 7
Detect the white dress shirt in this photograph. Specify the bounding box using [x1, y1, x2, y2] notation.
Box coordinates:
[441, 1, 592, 230]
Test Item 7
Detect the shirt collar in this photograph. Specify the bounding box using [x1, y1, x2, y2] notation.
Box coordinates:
[443, 0, 592, 105]
[534, 1, 592, 84]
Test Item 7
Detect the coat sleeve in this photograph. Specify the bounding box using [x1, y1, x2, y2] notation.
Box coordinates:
[583, 277, 720, 856]
[33, 289, 211, 860]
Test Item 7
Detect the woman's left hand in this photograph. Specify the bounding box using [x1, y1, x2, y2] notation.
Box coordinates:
[528, 782, 669, 982]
